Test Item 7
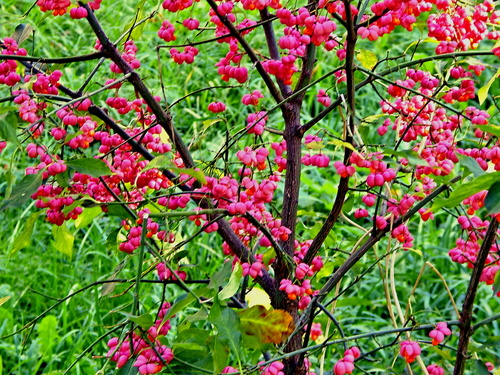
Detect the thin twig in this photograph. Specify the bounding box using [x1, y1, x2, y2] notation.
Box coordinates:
[454, 218, 499, 375]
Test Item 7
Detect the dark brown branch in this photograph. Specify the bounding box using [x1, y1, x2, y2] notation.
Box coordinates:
[299, 92, 345, 135]
[280, 102, 303, 257]
[454, 218, 499, 375]
[294, 42, 317, 100]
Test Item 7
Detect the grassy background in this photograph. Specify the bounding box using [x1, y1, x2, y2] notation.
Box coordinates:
[0, 0, 499, 374]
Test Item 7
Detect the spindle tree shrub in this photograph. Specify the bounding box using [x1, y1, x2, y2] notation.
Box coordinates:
[0, 0, 499, 374]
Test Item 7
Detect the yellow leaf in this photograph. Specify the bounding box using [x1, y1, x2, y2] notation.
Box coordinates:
[245, 287, 271, 309]
[52, 223, 74, 259]
[238, 305, 294, 344]
[357, 49, 378, 70]
[364, 114, 386, 123]
[305, 141, 324, 150]
[0, 296, 11, 307]
[407, 247, 423, 256]
[329, 139, 355, 151]
[202, 119, 223, 130]
[477, 67, 500, 105]
[159, 127, 170, 145]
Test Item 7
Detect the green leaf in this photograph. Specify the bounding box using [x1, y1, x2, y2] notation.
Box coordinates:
[55, 169, 71, 188]
[11, 210, 44, 255]
[37, 315, 59, 355]
[476, 124, 500, 139]
[475, 360, 490, 375]
[431, 172, 500, 211]
[184, 309, 208, 323]
[116, 360, 138, 375]
[209, 260, 233, 290]
[479, 336, 500, 348]
[477, 67, 500, 105]
[172, 328, 219, 374]
[132, 7, 146, 40]
[3, 164, 15, 200]
[106, 227, 121, 253]
[485, 181, 500, 214]
[142, 155, 170, 171]
[143, 155, 207, 185]
[208, 299, 241, 361]
[357, 49, 378, 69]
[129, 313, 154, 330]
[357, 124, 371, 144]
[75, 206, 101, 229]
[166, 287, 213, 320]
[0, 354, 3, 375]
[170, 167, 207, 185]
[62, 198, 83, 214]
[335, 297, 374, 307]
[262, 247, 276, 267]
[52, 223, 74, 258]
[173, 342, 208, 352]
[1, 172, 43, 211]
[123, 0, 147, 39]
[457, 153, 485, 178]
[0, 106, 17, 115]
[426, 345, 453, 360]
[65, 158, 111, 178]
[107, 204, 135, 220]
[493, 271, 500, 296]
[218, 262, 242, 301]
[210, 336, 229, 374]
[315, 260, 335, 279]
[342, 194, 354, 213]
[0, 111, 20, 145]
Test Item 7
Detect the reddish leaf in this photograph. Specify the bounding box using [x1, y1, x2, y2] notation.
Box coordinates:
[238, 305, 294, 344]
